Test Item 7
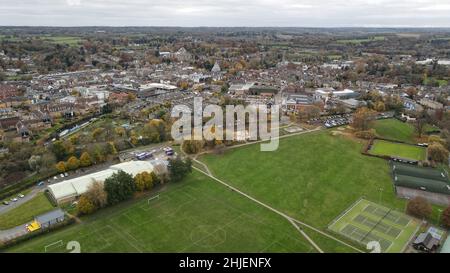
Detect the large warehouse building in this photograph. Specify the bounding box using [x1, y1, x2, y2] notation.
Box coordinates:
[47, 161, 155, 204]
[392, 162, 450, 206]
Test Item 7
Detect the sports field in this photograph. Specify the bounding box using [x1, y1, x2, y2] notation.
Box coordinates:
[369, 140, 426, 161]
[371, 119, 415, 143]
[5, 171, 315, 253]
[328, 199, 420, 253]
[200, 131, 407, 230]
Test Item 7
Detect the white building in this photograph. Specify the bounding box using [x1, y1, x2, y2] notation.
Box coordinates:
[314, 88, 358, 102]
[47, 161, 154, 204]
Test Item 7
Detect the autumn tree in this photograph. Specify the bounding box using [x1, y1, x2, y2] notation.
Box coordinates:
[115, 127, 126, 138]
[77, 195, 96, 215]
[79, 152, 92, 167]
[69, 135, 80, 145]
[428, 135, 446, 146]
[406, 87, 418, 99]
[143, 119, 167, 143]
[441, 206, 450, 228]
[134, 171, 153, 191]
[407, 197, 432, 219]
[352, 107, 376, 131]
[84, 181, 108, 209]
[66, 156, 80, 171]
[108, 142, 118, 155]
[55, 161, 66, 173]
[374, 101, 386, 112]
[182, 140, 204, 154]
[428, 143, 449, 163]
[179, 81, 189, 90]
[92, 128, 105, 142]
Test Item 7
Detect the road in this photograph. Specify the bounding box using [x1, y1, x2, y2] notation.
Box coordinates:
[0, 161, 117, 217]
[0, 224, 28, 242]
[0, 187, 42, 215]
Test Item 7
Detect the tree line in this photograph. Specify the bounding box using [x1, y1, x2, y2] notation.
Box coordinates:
[77, 156, 192, 215]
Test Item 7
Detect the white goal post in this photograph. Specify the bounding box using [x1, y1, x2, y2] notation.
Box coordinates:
[147, 194, 160, 205]
[44, 240, 63, 252]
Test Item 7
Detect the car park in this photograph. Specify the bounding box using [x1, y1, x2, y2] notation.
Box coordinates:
[318, 114, 351, 129]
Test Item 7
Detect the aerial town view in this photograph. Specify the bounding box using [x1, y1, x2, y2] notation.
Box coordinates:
[0, 0, 450, 266]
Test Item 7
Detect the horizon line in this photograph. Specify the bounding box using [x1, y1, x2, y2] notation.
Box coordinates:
[1, 25, 450, 29]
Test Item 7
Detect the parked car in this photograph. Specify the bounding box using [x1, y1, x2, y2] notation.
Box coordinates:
[60, 173, 65, 178]
[11, 198, 18, 202]
[64, 172, 69, 177]
[37, 181, 45, 187]
[18, 194, 25, 198]
[2, 201, 9, 205]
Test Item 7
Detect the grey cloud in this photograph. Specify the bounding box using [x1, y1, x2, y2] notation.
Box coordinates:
[0, 0, 449, 27]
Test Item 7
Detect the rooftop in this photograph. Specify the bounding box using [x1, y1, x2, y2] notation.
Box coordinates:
[35, 208, 65, 224]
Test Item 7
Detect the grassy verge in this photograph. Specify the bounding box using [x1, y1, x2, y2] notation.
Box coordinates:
[0, 193, 55, 230]
[372, 119, 415, 143]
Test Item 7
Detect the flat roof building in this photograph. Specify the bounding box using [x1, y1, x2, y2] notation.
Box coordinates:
[392, 162, 450, 206]
[35, 209, 65, 229]
[48, 161, 154, 204]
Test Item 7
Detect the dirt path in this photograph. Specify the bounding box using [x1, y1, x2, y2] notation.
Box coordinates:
[193, 165, 364, 253]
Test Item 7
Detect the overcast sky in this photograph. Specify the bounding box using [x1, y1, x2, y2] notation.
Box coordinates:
[1, 0, 450, 27]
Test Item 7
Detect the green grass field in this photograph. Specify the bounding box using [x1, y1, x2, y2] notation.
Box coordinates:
[337, 36, 385, 44]
[328, 199, 420, 253]
[0, 193, 55, 230]
[43, 36, 84, 46]
[200, 131, 407, 230]
[369, 140, 426, 161]
[6, 171, 317, 253]
[372, 119, 416, 143]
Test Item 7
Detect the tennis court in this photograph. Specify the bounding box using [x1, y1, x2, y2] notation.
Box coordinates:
[328, 199, 420, 253]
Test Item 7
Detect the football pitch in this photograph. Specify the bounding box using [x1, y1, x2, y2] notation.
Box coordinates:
[369, 140, 426, 161]
[6, 171, 315, 253]
[328, 199, 420, 253]
[200, 131, 406, 229]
